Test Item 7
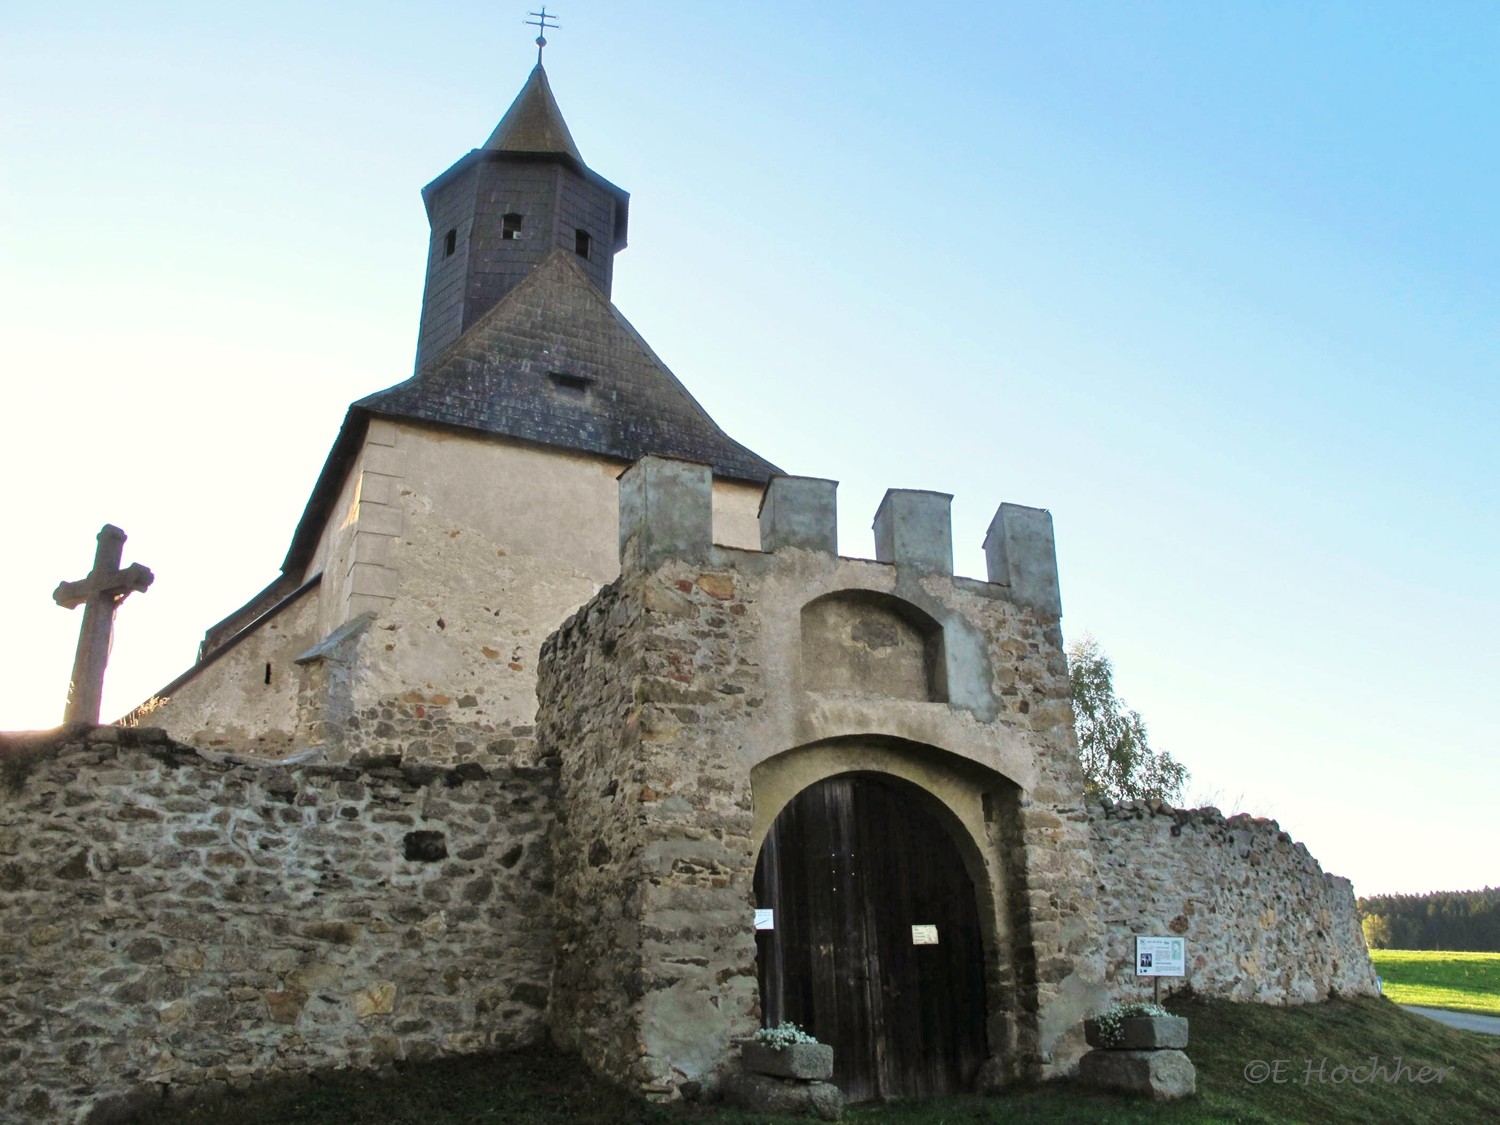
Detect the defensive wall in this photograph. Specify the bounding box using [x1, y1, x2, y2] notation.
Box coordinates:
[1090, 800, 1379, 1004]
[0, 455, 1378, 1120]
[0, 727, 558, 1123]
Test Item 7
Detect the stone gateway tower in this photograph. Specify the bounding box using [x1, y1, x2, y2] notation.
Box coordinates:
[0, 59, 1373, 1121]
[540, 460, 1108, 1099]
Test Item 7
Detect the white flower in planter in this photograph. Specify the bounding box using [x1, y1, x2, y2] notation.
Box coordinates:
[1089, 1001, 1172, 1047]
[753, 1022, 819, 1049]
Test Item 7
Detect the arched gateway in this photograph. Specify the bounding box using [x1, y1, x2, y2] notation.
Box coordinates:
[755, 773, 988, 1101]
[543, 458, 1107, 1104]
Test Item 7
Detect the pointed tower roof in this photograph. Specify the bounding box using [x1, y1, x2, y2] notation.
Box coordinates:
[482, 63, 584, 163]
[419, 64, 627, 249]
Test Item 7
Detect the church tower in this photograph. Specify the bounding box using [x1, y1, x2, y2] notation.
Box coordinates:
[136, 55, 776, 759]
[414, 64, 630, 371]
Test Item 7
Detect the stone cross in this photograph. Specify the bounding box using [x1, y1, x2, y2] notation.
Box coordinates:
[53, 524, 154, 725]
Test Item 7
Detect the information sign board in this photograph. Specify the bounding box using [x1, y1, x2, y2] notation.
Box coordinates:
[1135, 935, 1186, 977]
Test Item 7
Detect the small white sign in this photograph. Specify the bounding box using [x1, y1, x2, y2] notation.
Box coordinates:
[754, 908, 775, 931]
[912, 925, 939, 945]
[1136, 935, 1186, 977]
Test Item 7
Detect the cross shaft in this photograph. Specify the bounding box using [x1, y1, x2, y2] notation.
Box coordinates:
[53, 524, 154, 725]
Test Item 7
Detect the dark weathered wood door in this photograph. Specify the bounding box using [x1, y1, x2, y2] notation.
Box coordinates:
[754, 774, 987, 1102]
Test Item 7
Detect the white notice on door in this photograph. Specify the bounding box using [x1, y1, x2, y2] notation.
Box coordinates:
[754, 908, 774, 931]
[911, 924, 939, 945]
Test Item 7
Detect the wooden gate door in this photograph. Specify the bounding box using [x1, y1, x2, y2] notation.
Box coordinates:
[754, 774, 987, 1102]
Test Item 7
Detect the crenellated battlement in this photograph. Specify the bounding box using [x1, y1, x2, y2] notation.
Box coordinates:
[618, 455, 1061, 617]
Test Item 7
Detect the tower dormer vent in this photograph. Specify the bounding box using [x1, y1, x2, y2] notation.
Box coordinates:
[548, 371, 593, 399]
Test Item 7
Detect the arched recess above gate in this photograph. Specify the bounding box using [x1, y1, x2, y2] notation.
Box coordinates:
[800, 590, 947, 702]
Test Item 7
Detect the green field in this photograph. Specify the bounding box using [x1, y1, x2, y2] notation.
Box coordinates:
[1370, 949, 1500, 1016]
[133, 995, 1500, 1125]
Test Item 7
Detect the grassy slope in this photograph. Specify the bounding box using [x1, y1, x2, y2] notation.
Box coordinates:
[131, 997, 1500, 1125]
[1370, 949, 1500, 1016]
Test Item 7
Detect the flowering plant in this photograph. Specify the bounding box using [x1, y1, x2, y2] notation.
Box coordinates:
[1090, 1001, 1170, 1046]
[753, 1022, 818, 1048]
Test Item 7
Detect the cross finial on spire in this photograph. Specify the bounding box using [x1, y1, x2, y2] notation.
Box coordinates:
[526, 6, 559, 65]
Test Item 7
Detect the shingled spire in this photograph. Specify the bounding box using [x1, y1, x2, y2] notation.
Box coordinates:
[414, 64, 629, 372]
[482, 64, 583, 163]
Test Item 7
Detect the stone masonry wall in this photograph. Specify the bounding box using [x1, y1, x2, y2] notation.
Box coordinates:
[536, 580, 649, 1085]
[540, 545, 1113, 1095]
[0, 726, 556, 1123]
[1090, 800, 1379, 1005]
[541, 567, 765, 1099]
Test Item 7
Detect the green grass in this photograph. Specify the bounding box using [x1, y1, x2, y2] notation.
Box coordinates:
[1370, 949, 1500, 1016]
[127, 996, 1500, 1124]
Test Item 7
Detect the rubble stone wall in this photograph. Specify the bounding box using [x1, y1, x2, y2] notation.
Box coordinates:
[0, 727, 557, 1123]
[536, 580, 652, 1084]
[540, 563, 768, 1099]
[1090, 801, 1379, 1005]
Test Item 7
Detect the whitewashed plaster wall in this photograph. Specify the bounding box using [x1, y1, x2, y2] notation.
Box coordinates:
[143, 418, 766, 764]
[144, 588, 319, 754]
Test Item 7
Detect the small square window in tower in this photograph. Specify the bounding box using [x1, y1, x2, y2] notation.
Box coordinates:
[574, 228, 591, 259]
[502, 212, 524, 240]
[443, 229, 457, 257]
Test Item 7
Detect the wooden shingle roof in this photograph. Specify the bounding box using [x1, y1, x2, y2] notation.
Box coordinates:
[357, 249, 780, 482]
[482, 64, 584, 163]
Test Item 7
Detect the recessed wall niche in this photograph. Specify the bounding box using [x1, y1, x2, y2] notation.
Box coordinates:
[800, 590, 947, 702]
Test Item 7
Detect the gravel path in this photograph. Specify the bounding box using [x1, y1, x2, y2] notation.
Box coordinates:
[1401, 1005, 1500, 1036]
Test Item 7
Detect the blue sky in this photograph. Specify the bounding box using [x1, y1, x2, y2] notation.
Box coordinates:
[2, 2, 1495, 898]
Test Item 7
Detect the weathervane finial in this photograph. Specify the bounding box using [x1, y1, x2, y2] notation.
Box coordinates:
[526, 6, 559, 65]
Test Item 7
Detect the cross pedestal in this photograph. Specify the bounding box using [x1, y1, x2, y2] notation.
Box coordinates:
[53, 524, 154, 725]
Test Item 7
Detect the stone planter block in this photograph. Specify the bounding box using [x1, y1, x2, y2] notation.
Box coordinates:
[723, 1072, 844, 1120]
[742, 1041, 835, 1081]
[1084, 1014, 1190, 1050]
[1079, 1048, 1196, 1100]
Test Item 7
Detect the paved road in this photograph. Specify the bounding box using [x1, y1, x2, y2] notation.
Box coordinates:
[1401, 1005, 1500, 1036]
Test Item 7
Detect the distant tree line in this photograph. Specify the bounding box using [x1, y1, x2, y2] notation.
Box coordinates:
[1358, 888, 1500, 952]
